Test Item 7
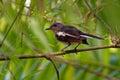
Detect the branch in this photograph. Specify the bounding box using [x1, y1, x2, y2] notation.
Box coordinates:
[84, 0, 120, 47]
[45, 57, 60, 80]
[53, 57, 118, 80]
[84, 0, 113, 36]
[0, 45, 119, 80]
[0, 45, 120, 61]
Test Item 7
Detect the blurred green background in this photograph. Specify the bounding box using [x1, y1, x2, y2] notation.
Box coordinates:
[0, 0, 120, 80]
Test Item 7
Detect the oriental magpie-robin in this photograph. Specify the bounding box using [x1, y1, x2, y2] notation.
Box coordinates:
[46, 22, 104, 51]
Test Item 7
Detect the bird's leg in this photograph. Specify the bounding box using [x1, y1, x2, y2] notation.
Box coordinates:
[74, 43, 81, 54]
[61, 43, 71, 51]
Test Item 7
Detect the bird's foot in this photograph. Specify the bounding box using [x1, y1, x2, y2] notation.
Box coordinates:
[61, 48, 65, 52]
[74, 48, 78, 54]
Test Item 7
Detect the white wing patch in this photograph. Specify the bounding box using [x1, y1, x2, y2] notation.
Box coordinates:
[80, 35, 93, 39]
[57, 32, 66, 36]
[66, 33, 79, 39]
[56, 31, 79, 39]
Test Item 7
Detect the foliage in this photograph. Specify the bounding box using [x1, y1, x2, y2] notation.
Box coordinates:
[0, 0, 120, 80]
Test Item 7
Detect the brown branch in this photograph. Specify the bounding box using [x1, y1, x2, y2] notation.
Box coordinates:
[0, 45, 120, 61]
[53, 57, 119, 80]
[0, 45, 119, 80]
[45, 57, 60, 80]
[84, 0, 113, 36]
[64, 45, 120, 54]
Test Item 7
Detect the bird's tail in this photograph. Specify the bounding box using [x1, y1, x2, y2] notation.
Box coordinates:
[80, 33, 104, 40]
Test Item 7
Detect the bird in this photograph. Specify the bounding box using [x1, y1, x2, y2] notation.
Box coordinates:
[46, 22, 104, 51]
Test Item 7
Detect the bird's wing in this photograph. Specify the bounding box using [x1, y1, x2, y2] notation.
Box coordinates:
[80, 32, 104, 40]
[56, 31, 79, 39]
[60, 26, 104, 40]
[58, 26, 81, 39]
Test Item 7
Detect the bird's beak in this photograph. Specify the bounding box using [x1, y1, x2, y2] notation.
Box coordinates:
[45, 27, 51, 30]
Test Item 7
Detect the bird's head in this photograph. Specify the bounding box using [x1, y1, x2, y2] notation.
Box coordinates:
[46, 22, 64, 32]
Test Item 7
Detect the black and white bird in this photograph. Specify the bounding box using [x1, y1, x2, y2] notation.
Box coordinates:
[46, 22, 104, 51]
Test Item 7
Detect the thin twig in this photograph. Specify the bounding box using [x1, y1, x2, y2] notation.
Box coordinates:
[0, 0, 26, 48]
[46, 57, 60, 80]
[84, 0, 113, 36]
[63, 45, 120, 55]
[53, 57, 119, 80]
[0, 45, 120, 61]
[0, 45, 119, 80]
